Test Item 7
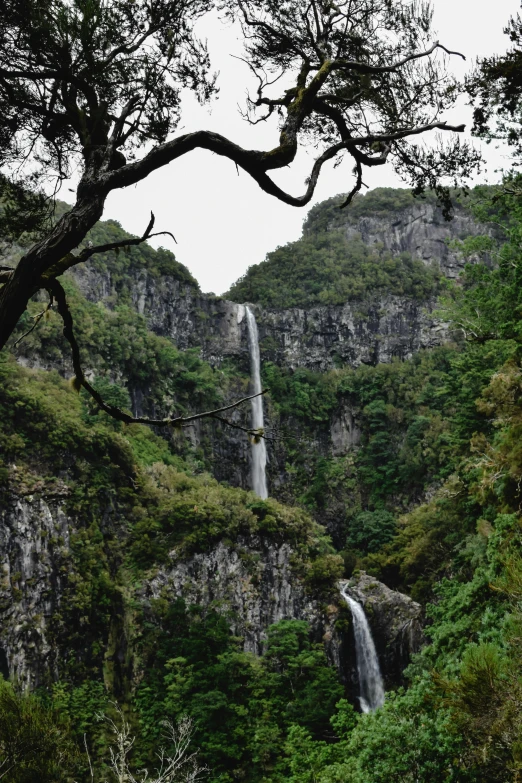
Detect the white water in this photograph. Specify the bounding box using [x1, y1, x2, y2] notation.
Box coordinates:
[245, 306, 268, 499]
[341, 586, 385, 713]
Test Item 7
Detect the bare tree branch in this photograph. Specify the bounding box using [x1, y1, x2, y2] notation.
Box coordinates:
[43, 212, 177, 280]
[48, 277, 268, 434]
[13, 294, 53, 347]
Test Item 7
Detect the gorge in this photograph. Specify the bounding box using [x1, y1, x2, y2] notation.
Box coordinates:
[0, 184, 518, 782]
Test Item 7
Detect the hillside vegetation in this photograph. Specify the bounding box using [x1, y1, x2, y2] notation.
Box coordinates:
[226, 186, 500, 309]
[2, 199, 199, 293]
[226, 229, 440, 308]
[3, 182, 522, 781]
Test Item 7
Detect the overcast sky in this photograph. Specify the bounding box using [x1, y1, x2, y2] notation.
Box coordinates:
[101, 0, 520, 295]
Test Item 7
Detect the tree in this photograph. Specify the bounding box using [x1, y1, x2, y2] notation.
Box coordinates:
[468, 3, 522, 159]
[0, 679, 77, 782]
[92, 709, 207, 783]
[0, 0, 478, 427]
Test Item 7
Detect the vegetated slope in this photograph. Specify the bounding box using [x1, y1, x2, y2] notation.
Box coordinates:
[227, 231, 440, 308]
[263, 183, 522, 782]
[225, 186, 500, 309]
[4, 183, 522, 782]
[0, 351, 343, 781]
[225, 188, 444, 308]
[2, 199, 199, 294]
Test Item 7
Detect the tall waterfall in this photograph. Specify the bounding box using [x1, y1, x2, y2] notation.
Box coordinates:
[245, 306, 268, 499]
[341, 586, 385, 713]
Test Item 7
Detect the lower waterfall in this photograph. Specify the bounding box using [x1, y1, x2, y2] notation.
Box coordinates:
[245, 306, 268, 499]
[341, 586, 385, 713]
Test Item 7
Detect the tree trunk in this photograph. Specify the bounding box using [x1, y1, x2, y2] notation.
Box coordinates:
[0, 186, 107, 350]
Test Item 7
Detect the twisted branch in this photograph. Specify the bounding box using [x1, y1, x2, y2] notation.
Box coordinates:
[48, 278, 270, 438]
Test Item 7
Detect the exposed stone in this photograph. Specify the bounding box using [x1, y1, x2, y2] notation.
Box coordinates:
[0, 499, 339, 685]
[140, 539, 325, 655]
[339, 201, 496, 278]
[330, 403, 361, 456]
[341, 571, 425, 686]
[0, 496, 71, 688]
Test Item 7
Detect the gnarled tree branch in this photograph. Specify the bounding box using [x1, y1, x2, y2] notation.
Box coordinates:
[48, 277, 269, 437]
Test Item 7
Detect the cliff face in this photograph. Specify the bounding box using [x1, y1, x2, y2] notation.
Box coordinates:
[337, 201, 493, 279]
[71, 197, 491, 374]
[0, 495, 70, 688]
[0, 494, 339, 687]
[72, 265, 444, 374]
[0, 493, 423, 696]
[0, 192, 488, 696]
[140, 539, 327, 656]
[59, 197, 489, 533]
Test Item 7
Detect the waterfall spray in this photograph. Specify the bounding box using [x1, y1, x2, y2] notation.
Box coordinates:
[341, 586, 385, 713]
[245, 306, 268, 499]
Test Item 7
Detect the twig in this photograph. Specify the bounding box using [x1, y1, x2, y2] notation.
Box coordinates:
[13, 296, 54, 347]
[83, 734, 94, 782]
[43, 211, 177, 280]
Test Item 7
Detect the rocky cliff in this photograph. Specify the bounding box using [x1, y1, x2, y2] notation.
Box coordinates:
[69, 192, 494, 378]
[0, 188, 493, 700]
[341, 571, 425, 687]
[11, 190, 491, 538]
[0, 495, 70, 688]
[72, 264, 444, 374]
[0, 490, 423, 697]
[0, 488, 339, 689]
[336, 199, 494, 279]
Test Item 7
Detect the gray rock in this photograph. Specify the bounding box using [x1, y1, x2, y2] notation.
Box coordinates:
[341, 571, 425, 686]
[139, 538, 325, 655]
[339, 201, 496, 279]
[0, 495, 71, 688]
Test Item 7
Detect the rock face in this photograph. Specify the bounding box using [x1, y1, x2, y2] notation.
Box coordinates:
[71, 264, 444, 374]
[0, 495, 71, 688]
[256, 296, 445, 372]
[140, 539, 327, 656]
[338, 201, 495, 279]
[341, 571, 425, 687]
[0, 495, 340, 686]
[0, 496, 426, 693]
[68, 199, 494, 376]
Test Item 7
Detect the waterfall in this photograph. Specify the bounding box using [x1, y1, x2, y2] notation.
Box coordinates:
[245, 306, 268, 499]
[341, 586, 385, 713]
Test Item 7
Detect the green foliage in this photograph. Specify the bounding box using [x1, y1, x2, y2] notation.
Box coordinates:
[320, 684, 465, 783]
[227, 230, 439, 308]
[440, 180, 522, 343]
[134, 609, 344, 782]
[263, 339, 517, 563]
[82, 214, 198, 288]
[263, 363, 337, 422]
[0, 679, 78, 782]
[346, 510, 397, 554]
[302, 187, 431, 235]
[128, 463, 324, 567]
[304, 553, 344, 593]
[13, 277, 218, 419]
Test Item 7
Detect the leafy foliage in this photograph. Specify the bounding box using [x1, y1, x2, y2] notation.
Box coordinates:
[227, 226, 440, 308]
[134, 610, 344, 782]
[0, 679, 78, 783]
[12, 276, 218, 420]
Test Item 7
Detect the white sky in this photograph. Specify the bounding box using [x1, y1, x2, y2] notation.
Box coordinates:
[101, 0, 520, 295]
